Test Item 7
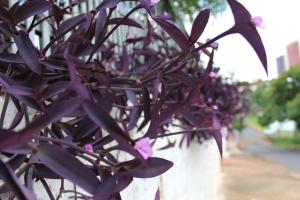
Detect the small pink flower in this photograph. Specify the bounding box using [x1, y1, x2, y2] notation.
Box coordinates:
[209, 71, 218, 78]
[150, 0, 160, 6]
[198, 50, 204, 56]
[84, 144, 94, 153]
[221, 128, 228, 138]
[134, 137, 153, 160]
[251, 16, 265, 28]
[163, 11, 169, 17]
[212, 105, 218, 110]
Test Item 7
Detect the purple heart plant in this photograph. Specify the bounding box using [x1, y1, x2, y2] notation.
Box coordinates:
[0, 0, 266, 199]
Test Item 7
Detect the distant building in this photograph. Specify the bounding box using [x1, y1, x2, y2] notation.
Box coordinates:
[276, 55, 286, 76]
[287, 41, 300, 68]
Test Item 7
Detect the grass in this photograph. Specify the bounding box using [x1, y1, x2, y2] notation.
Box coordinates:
[270, 136, 300, 150]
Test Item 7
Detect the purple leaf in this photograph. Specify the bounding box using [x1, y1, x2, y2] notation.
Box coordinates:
[96, 0, 121, 10]
[212, 115, 222, 157]
[0, 98, 81, 151]
[59, 14, 86, 34]
[65, 55, 91, 100]
[35, 164, 62, 179]
[42, 81, 69, 99]
[155, 188, 160, 200]
[41, 59, 68, 71]
[0, 53, 23, 64]
[227, 0, 252, 23]
[36, 144, 101, 194]
[227, 0, 268, 73]
[232, 24, 268, 74]
[5, 85, 36, 96]
[95, 10, 107, 41]
[23, 98, 82, 133]
[14, 0, 51, 24]
[109, 18, 144, 29]
[122, 157, 173, 178]
[189, 9, 210, 45]
[138, 87, 151, 131]
[126, 90, 139, 130]
[154, 17, 190, 53]
[82, 100, 133, 148]
[0, 159, 36, 200]
[52, 4, 64, 26]
[13, 31, 41, 74]
[94, 174, 132, 200]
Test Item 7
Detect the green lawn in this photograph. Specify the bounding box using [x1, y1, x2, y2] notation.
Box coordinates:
[270, 136, 300, 150]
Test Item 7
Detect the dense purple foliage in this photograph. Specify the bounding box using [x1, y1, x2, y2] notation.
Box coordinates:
[0, 0, 267, 199]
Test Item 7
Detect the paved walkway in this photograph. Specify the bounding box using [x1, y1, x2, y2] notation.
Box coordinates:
[220, 127, 300, 200]
[241, 127, 300, 172]
[221, 152, 300, 200]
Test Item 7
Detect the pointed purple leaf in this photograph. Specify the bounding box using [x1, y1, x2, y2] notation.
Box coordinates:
[13, 31, 41, 74]
[233, 24, 268, 74]
[155, 188, 160, 200]
[36, 144, 101, 194]
[123, 157, 173, 178]
[14, 0, 51, 24]
[109, 18, 143, 29]
[227, 0, 252, 23]
[0, 53, 23, 64]
[154, 17, 190, 53]
[212, 115, 222, 157]
[0, 99, 81, 151]
[190, 9, 210, 44]
[41, 59, 68, 71]
[96, 0, 121, 11]
[82, 100, 133, 148]
[95, 10, 107, 41]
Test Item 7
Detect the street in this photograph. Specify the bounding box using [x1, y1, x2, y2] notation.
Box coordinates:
[220, 127, 300, 200]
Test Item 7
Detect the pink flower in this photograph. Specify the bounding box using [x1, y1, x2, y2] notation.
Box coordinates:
[209, 71, 218, 78]
[198, 50, 204, 56]
[251, 16, 265, 28]
[212, 105, 218, 110]
[134, 137, 153, 160]
[84, 144, 94, 153]
[150, 0, 160, 6]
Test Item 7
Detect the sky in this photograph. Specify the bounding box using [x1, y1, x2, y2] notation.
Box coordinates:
[188, 0, 300, 82]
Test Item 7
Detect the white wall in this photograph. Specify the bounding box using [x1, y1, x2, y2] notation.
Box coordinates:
[121, 138, 221, 200]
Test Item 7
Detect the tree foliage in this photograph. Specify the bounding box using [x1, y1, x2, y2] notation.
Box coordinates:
[159, 0, 226, 21]
[251, 66, 300, 129]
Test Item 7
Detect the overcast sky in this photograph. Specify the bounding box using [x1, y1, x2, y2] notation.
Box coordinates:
[188, 0, 300, 82]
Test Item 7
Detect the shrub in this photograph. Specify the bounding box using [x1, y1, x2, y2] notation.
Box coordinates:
[0, 0, 267, 199]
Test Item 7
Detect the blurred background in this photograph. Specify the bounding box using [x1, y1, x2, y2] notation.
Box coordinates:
[164, 0, 300, 199]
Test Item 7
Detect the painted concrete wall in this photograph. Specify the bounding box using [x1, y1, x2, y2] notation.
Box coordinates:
[121, 138, 222, 200]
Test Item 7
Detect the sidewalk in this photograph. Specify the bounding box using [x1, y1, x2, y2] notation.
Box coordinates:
[220, 150, 300, 200]
[241, 127, 300, 172]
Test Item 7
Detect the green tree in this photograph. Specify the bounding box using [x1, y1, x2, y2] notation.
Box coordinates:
[251, 66, 300, 130]
[159, 0, 226, 21]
